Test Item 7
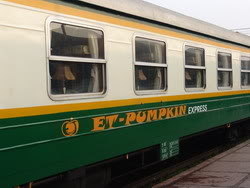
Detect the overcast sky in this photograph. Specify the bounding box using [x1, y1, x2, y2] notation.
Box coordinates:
[143, 0, 250, 35]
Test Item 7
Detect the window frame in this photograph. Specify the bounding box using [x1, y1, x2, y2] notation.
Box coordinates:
[133, 35, 168, 95]
[184, 45, 206, 92]
[46, 18, 107, 101]
[217, 51, 233, 90]
[240, 55, 250, 89]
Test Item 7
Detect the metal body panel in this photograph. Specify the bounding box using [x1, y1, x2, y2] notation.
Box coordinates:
[1, 92, 250, 187]
[1, 1, 250, 187]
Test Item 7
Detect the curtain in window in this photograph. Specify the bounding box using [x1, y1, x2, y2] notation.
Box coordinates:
[195, 49, 202, 66]
[222, 55, 229, 86]
[242, 73, 247, 85]
[195, 49, 202, 87]
[154, 44, 163, 89]
[196, 71, 202, 88]
[88, 32, 100, 92]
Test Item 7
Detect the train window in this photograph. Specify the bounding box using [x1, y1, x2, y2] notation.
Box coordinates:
[49, 22, 106, 97]
[134, 37, 167, 91]
[217, 52, 232, 88]
[185, 46, 206, 89]
[241, 56, 250, 87]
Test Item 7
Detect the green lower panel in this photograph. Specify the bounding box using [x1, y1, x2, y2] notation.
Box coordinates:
[1, 93, 250, 187]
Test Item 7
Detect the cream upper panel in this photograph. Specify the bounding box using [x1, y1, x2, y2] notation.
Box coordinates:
[0, 1, 249, 109]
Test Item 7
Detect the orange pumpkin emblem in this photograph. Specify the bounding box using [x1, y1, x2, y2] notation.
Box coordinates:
[61, 120, 79, 137]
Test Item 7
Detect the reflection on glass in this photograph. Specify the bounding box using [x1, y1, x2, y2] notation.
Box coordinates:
[135, 66, 166, 90]
[218, 52, 232, 69]
[185, 69, 205, 88]
[241, 57, 250, 70]
[50, 22, 104, 59]
[241, 72, 250, 86]
[135, 37, 166, 64]
[50, 61, 104, 94]
[185, 46, 205, 66]
[218, 71, 232, 87]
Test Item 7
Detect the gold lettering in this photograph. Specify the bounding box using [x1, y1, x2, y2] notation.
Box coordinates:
[92, 105, 188, 131]
[125, 112, 136, 125]
[158, 108, 166, 120]
[136, 111, 147, 123]
[92, 116, 105, 131]
[174, 106, 179, 116]
[179, 105, 187, 116]
[166, 107, 174, 118]
[106, 114, 118, 129]
[147, 110, 157, 121]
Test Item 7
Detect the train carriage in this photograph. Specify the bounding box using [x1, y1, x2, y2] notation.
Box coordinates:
[1, 0, 250, 187]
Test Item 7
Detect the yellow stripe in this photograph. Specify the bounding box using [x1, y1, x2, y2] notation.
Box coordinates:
[1, 0, 250, 119]
[4, 0, 250, 53]
[1, 90, 250, 119]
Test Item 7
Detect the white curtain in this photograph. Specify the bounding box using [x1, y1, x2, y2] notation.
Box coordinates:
[195, 49, 202, 87]
[241, 59, 250, 86]
[154, 44, 163, 89]
[222, 56, 229, 87]
[243, 73, 247, 86]
[88, 32, 100, 92]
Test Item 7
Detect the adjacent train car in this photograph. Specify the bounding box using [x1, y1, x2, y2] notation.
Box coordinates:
[1, 0, 250, 187]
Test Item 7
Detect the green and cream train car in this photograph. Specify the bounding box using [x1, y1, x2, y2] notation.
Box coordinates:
[1, 0, 250, 187]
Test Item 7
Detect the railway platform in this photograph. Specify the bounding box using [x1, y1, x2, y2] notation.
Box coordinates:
[153, 139, 250, 188]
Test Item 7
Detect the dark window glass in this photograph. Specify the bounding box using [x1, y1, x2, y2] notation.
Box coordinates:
[49, 22, 105, 95]
[135, 37, 166, 64]
[135, 37, 167, 91]
[241, 72, 250, 86]
[185, 69, 205, 88]
[218, 71, 232, 87]
[217, 52, 232, 88]
[241, 57, 250, 70]
[135, 66, 166, 90]
[51, 22, 104, 59]
[241, 57, 250, 87]
[185, 46, 205, 89]
[50, 61, 104, 94]
[185, 46, 205, 66]
[218, 52, 232, 69]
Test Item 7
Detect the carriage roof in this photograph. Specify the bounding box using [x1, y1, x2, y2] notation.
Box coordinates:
[78, 0, 250, 47]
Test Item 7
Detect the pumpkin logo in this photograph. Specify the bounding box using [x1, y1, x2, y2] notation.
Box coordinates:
[61, 119, 79, 137]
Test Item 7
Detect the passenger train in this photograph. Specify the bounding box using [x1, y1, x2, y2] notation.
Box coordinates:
[1, 0, 250, 187]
